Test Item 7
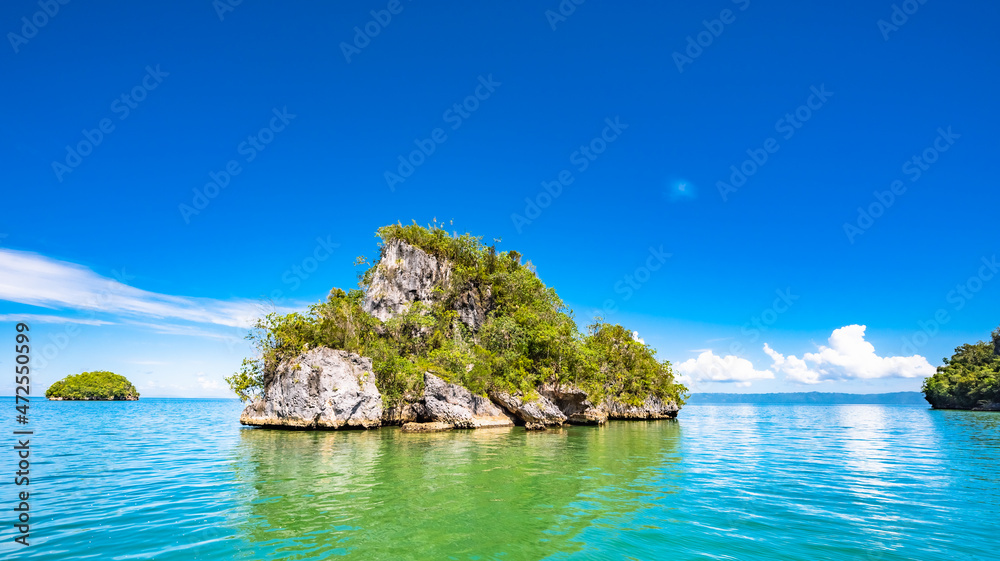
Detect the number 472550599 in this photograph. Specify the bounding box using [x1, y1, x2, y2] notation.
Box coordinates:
[15, 323, 30, 418]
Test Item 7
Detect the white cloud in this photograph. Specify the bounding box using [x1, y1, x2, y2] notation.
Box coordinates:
[631, 331, 645, 345]
[763, 343, 819, 384]
[0, 248, 294, 330]
[196, 372, 226, 391]
[676, 350, 775, 387]
[0, 313, 114, 326]
[765, 325, 935, 384]
[123, 320, 247, 344]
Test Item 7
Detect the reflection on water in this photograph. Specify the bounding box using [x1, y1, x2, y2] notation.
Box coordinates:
[6, 399, 999, 561]
[235, 423, 682, 560]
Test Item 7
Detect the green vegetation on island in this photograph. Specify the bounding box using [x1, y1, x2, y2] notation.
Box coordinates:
[922, 326, 1000, 410]
[45, 371, 140, 401]
[227, 222, 687, 410]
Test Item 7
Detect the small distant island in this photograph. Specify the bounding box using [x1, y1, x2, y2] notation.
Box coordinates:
[229, 222, 687, 431]
[922, 326, 1000, 411]
[46, 371, 140, 401]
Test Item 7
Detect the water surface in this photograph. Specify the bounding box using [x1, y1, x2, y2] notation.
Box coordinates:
[3, 399, 997, 560]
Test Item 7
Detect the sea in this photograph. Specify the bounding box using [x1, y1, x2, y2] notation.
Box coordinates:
[2, 398, 997, 560]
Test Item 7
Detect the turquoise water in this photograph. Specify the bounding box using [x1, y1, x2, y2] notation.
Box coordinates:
[2, 399, 997, 560]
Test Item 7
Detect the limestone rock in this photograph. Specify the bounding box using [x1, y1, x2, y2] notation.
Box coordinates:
[603, 395, 679, 420]
[363, 239, 450, 323]
[240, 347, 383, 429]
[524, 422, 547, 431]
[362, 239, 490, 331]
[420, 372, 513, 428]
[539, 384, 608, 425]
[382, 402, 420, 425]
[489, 391, 566, 426]
[401, 422, 454, 433]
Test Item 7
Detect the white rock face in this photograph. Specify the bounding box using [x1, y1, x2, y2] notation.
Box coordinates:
[539, 384, 608, 425]
[489, 391, 567, 426]
[419, 372, 513, 428]
[363, 239, 451, 323]
[240, 347, 383, 429]
[362, 239, 490, 331]
[603, 396, 678, 420]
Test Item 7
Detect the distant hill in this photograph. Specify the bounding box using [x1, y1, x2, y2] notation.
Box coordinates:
[687, 392, 926, 405]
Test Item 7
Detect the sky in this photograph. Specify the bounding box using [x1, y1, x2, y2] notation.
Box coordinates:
[1, 0, 998, 397]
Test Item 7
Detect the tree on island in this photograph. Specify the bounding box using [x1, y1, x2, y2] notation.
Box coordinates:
[227, 222, 687, 410]
[46, 371, 140, 401]
[922, 326, 1000, 410]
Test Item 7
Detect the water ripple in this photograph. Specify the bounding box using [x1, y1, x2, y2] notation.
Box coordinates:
[1, 400, 997, 560]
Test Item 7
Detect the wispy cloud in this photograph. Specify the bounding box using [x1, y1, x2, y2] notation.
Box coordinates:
[196, 372, 226, 391]
[0, 313, 115, 326]
[123, 320, 248, 343]
[0, 248, 292, 330]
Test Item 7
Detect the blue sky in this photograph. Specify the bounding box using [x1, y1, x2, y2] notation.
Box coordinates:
[2, 0, 998, 396]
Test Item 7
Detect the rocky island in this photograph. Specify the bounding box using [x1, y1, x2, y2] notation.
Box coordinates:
[230, 222, 687, 431]
[922, 326, 1000, 411]
[46, 371, 140, 401]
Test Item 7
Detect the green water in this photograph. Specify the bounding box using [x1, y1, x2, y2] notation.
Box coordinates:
[4, 399, 997, 560]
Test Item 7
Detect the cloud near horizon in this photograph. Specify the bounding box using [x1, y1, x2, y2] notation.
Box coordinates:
[681, 324, 935, 387]
[764, 324, 935, 384]
[676, 351, 775, 387]
[0, 248, 295, 332]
